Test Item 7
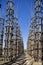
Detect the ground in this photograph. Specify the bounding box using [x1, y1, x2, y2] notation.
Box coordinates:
[0, 52, 42, 65]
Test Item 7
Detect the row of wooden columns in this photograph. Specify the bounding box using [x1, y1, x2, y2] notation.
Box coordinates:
[0, 0, 24, 61]
[27, 0, 43, 62]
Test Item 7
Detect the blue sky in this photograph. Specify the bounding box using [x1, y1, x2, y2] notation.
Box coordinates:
[1, 0, 34, 49]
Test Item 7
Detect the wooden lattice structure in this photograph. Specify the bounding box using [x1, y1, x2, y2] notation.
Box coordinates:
[0, 4, 4, 58]
[27, 0, 43, 62]
[4, 0, 24, 60]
